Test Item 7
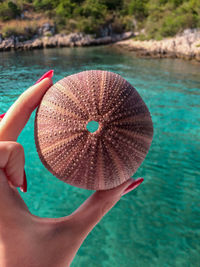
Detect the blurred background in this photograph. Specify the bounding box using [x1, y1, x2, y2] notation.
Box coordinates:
[0, 0, 200, 40]
[0, 1, 200, 267]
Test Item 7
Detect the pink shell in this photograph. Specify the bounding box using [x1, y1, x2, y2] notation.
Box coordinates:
[34, 70, 153, 190]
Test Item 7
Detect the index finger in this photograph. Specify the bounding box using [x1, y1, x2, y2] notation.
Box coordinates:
[0, 70, 53, 141]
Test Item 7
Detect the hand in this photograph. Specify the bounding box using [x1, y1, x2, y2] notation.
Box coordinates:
[0, 71, 144, 267]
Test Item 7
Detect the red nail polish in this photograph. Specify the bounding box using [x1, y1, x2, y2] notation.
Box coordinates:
[35, 70, 54, 84]
[20, 170, 27, 193]
[121, 178, 144, 196]
[0, 113, 6, 119]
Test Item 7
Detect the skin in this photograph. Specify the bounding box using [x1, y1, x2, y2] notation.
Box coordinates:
[0, 77, 142, 267]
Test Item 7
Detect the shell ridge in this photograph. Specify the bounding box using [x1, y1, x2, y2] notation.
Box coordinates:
[62, 76, 91, 116]
[34, 70, 153, 190]
[103, 74, 127, 115]
[42, 132, 84, 154]
[98, 71, 107, 114]
[42, 100, 84, 121]
[54, 81, 88, 119]
[105, 141, 128, 186]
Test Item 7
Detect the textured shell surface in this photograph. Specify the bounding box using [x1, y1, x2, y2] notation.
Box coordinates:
[34, 70, 153, 190]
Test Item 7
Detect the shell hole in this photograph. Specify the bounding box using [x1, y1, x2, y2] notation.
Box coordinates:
[86, 121, 99, 133]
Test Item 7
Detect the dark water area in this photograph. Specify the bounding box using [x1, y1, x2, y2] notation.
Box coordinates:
[0, 46, 200, 267]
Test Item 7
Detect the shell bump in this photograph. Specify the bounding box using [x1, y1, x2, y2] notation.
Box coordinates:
[34, 70, 153, 190]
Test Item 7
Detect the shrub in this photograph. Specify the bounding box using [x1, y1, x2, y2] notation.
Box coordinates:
[33, 0, 58, 11]
[64, 19, 78, 33]
[2, 21, 38, 39]
[80, 0, 107, 20]
[160, 13, 198, 37]
[121, 15, 135, 31]
[0, 1, 21, 21]
[76, 16, 99, 34]
[128, 0, 148, 20]
[100, 0, 123, 10]
[1, 0, 200, 39]
[111, 15, 134, 33]
[54, 15, 67, 32]
[55, 0, 75, 18]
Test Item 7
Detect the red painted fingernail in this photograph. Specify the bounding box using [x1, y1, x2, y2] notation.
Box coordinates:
[121, 178, 144, 196]
[35, 70, 54, 84]
[0, 113, 6, 119]
[20, 170, 27, 193]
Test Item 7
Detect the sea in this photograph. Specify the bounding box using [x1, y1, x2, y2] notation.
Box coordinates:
[0, 46, 200, 267]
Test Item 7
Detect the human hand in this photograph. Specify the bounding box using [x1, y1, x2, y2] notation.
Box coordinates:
[0, 70, 144, 267]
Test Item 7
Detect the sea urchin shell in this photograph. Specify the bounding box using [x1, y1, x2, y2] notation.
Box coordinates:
[34, 70, 153, 190]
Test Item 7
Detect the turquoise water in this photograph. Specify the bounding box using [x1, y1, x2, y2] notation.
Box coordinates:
[86, 120, 99, 133]
[0, 47, 200, 267]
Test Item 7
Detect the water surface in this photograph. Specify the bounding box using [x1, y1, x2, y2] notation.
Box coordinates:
[0, 47, 200, 267]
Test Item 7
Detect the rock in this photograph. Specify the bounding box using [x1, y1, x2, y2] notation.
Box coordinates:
[0, 37, 15, 51]
[32, 39, 43, 49]
[18, 35, 26, 42]
[43, 23, 51, 31]
[57, 34, 72, 47]
[0, 34, 3, 44]
[0, 30, 133, 51]
[42, 36, 57, 48]
[38, 23, 55, 36]
[23, 40, 34, 50]
[99, 24, 113, 37]
[15, 41, 24, 50]
[121, 31, 134, 39]
[181, 28, 198, 36]
[1, 25, 199, 62]
[115, 28, 200, 61]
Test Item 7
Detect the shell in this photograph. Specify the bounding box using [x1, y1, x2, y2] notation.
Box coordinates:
[34, 70, 153, 190]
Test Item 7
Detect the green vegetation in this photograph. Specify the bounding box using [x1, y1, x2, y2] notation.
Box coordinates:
[0, 0, 200, 39]
[2, 21, 38, 39]
[0, 1, 20, 21]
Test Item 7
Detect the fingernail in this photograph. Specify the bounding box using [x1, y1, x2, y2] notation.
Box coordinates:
[0, 113, 6, 119]
[121, 178, 144, 196]
[35, 70, 54, 84]
[20, 170, 27, 193]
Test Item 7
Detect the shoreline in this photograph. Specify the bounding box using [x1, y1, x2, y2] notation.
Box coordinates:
[0, 32, 133, 52]
[1, 28, 200, 62]
[114, 29, 200, 62]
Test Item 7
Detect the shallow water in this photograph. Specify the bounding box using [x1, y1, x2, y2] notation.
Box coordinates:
[0, 46, 200, 267]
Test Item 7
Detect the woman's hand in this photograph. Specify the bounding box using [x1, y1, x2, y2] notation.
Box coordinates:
[0, 71, 144, 267]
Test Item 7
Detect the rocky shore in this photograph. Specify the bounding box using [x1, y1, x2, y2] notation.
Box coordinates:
[1, 23, 200, 62]
[114, 29, 200, 61]
[0, 30, 133, 52]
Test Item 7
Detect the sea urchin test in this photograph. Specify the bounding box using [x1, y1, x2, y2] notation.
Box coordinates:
[34, 70, 153, 190]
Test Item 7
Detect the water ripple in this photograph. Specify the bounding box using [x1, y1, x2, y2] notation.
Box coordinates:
[0, 46, 200, 267]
